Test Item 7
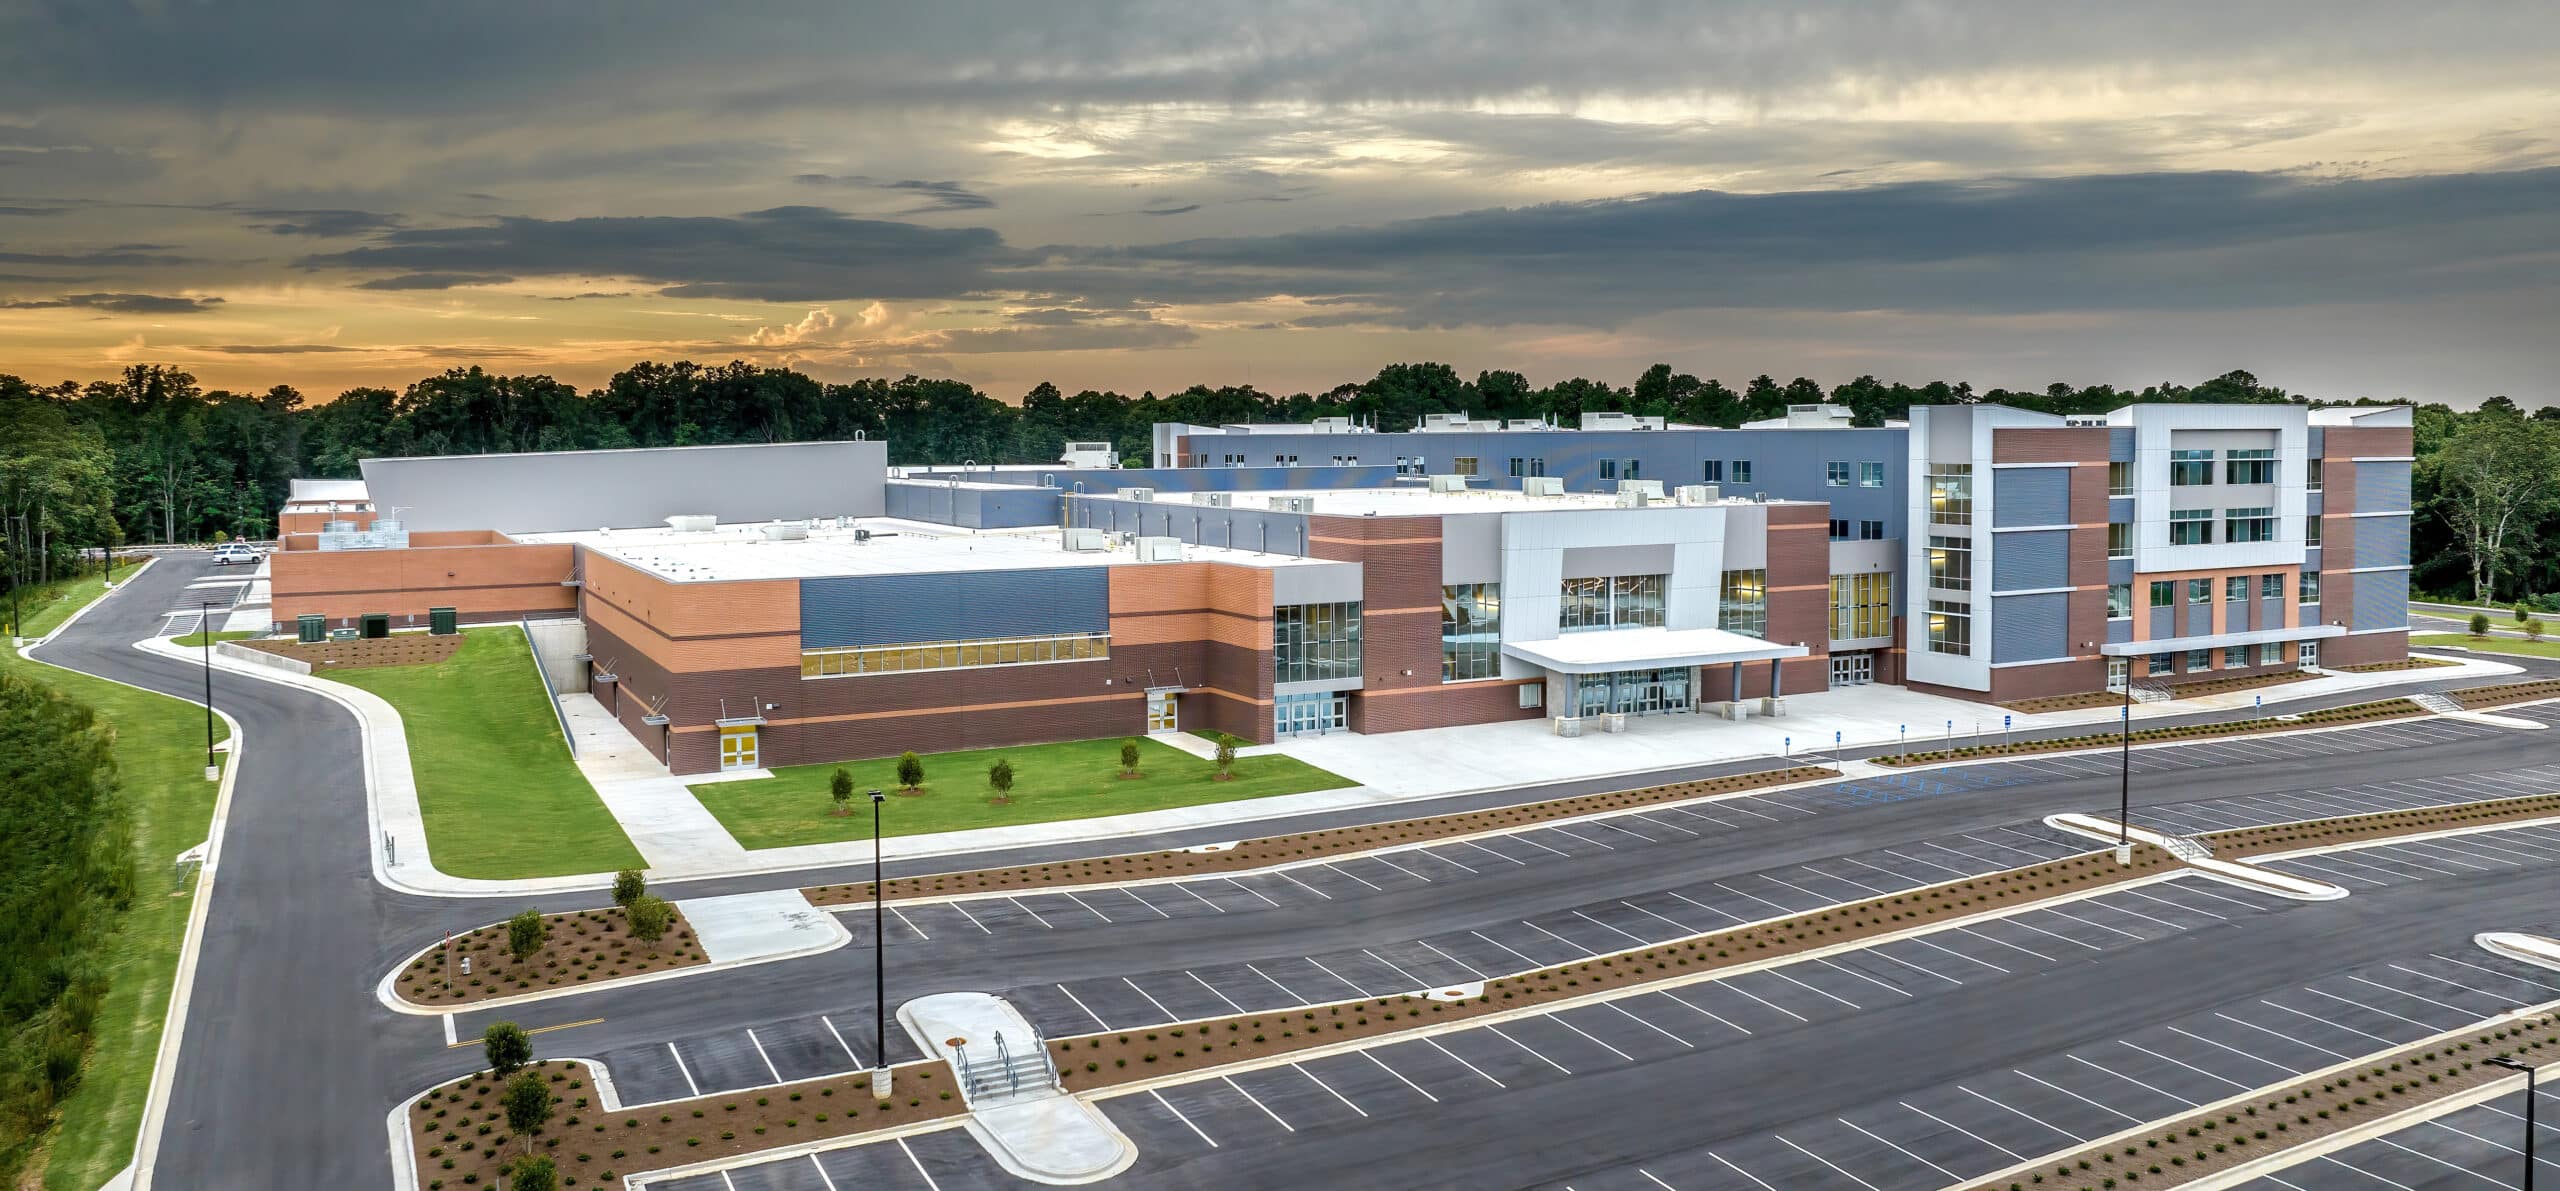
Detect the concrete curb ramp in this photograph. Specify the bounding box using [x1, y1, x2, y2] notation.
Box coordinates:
[2043, 812, 2349, 901]
[900, 992, 1137, 1185]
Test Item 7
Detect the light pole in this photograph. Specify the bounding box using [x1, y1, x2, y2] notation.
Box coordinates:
[2488, 1056, 2536, 1191]
[870, 787, 890, 1097]
[2116, 680, 2133, 865]
[201, 601, 219, 781]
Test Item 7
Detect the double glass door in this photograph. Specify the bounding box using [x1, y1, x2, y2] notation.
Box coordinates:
[1573, 668, 1694, 716]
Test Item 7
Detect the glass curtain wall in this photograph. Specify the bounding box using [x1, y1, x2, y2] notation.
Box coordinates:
[1558, 574, 1668, 633]
[1440, 583, 1502, 681]
[1274, 602, 1363, 683]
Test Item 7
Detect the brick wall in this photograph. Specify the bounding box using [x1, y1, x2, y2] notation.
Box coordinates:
[1763, 504, 1833, 665]
[270, 542, 577, 625]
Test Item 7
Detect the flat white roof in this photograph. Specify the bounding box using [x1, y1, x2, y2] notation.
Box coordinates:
[514, 518, 1331, 583]
[1504, 627, 1809, 674]
[287, 478, 369, 502]
[1129, 486, 1811, 518]
[2098, 623, 2343, 657]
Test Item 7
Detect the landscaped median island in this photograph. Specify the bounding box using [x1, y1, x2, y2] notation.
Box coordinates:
[405, 1057, 964, 1190]
[1895, 678, 2560, 768]
[2204, 791, 2560, 858]
[1956, 1013, 2560, 1190]
[2337, 655, 2463, 672]
[803, 765, 1838, 906]
[2453, 677, 2560, 708]
[1999, 669, 2316, 714]
[690, 736, 1349, 849]
[319, 627, 646, 880]
[393, 904, 704, 1008]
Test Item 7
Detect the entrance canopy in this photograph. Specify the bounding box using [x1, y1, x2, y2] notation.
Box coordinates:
[2097, 623, 2343, 657]
[1503, 627, 1808, 675]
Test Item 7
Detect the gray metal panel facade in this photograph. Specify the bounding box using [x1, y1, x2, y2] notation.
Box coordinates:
[2108, 557, 2133, 586]
[363, 440, 887, 533]
[2260, 597, 2285, 631]
[2107, 618, 2132, 645]
[2354, 459, 2412, 512]
[2150, 606, 2172, 640]
[2109, 429, 2135, 462]
[1992, 467, 2070, 527]
[800, 569, 1110, 648]
[1990, 592, 2069, 663]
[1991, 530, 2070, 591]
[2352, 569, 2410, 631]
[2354, 515, 2413, 569]
[1068, 495, 1315, 557]
[2108, 496, 2134, 524]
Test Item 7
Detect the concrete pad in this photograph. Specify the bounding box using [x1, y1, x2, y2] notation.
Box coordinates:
[899, 991, 1137, 1185]
[560, 693, 756, 875]
[676, 888, 845, 965]
[2044, 812, 2348, 901]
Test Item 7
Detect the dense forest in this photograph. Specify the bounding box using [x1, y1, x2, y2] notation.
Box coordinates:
[2, 361, 2554, 604]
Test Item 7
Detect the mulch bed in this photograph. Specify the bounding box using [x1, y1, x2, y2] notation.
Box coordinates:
[804, 766, 1837, 907]
[240, 633, 462, 669]
[2455, 678, 2560, 709]
[394, 906, 705, 1007]
[408, 1058, 964, 1190]
[1048, 847, 2176, 1092]
[2337, 656, 2462, 672]
[1957, 1014, 2560, 1190]
[2208, 792, 2560, 858]
[2000, 671, 2318, 714]
[1875, 698, 2424, 766]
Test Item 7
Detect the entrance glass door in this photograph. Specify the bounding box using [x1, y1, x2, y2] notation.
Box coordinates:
[1146, 691, 1179, 733]
[1829, 653, 1873, 688]
[718, 725, 759, 771]
[2106, 658, 2129, 693]
[2298, 641, 2319, 669]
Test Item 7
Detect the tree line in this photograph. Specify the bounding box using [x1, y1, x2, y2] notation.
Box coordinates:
[2, 360, 2552, 603]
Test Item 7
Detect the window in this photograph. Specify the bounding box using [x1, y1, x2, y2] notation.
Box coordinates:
[1440, 583, 1501, 682]
[2306, 458, 2324, 491]
[2222, 646, 2246, 670]
[1274, 453, 1298, 467]
[2169, 508, 2213, 545]
[1829, 573, 1893, 639]
[2108, 460, 2133, 496]
[1859, 520, 1886, 541]
[1274, 691, 1348, 736]
[1719, 570, 1768, 638]
[2259, 641, 2283, 666]
[1450, 456, 1479, 476]
[2107, 522, 2133, 559]
[1559, 576, 1610, 632]
[1927, 465, 1973, 524]
[2108, 583, 2133, 619]
[1519, 684, 1543, 709]
[2185, 648, 2213, 673]
[1926, 599, 1972, 656]
[1599, 459, 1618, 481]
[1620, 458, 1640, 480]
[2170, 448, 2214, 486]
[1274, 602, 1362, 684]
[1826, 461, 1851, 486]
[1331, 454, 1359, 466]
[1221, 452, 1247, 467]
[800, 631, 1109, 678]
[2300, 571, 2322, 603]
[2150, 580, 2174, 608]
[2305, 516, 2321, 546]
[2225, 506, 2275, 543]
[1701, 460, 1724, 483]
[1614, 575, 1667, 628]
[1507, 457, 1526, 478]
[2225, 448, 2276, 485]
[1731, 460, 1753, 484]
[2227, 576, 2251, 605]
[1561, 574, 1667, 633]
[1858, 461, 1885, 488]
[2261, 573, 2284, 599]
[2148, 653, 2173, 676]
[1828, 519, 1850, 541]
[1927, 535, 1971, 591]
[2188, 578, 2211, 604]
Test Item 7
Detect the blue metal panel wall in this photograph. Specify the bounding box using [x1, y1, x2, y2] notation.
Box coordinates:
[2304, 547, 2323, 574]
[978, 487, 1063, 528]
[2109, 429, 2135, 462]
[2260, 597, 2285, 630]
[2305, 491, 2323, 517]
[1991, 530, 2071, 591]
[2107, 558, 2133, 586]
[1991, 468, 2070, 527]
[2108, 496, 2134, 524]
[799, 570, 1110, 648]
[2354, 460, 2411, 513]
[2308, 428, 2325, 457]
[2352, 569, 2410, 632]
[2108, 618, 2133, 645]
[2149, 606, 2173, 640]
[1990, 592, 2069, 663]
[1065, 495, 1315, 556]
[2354, 515, 2412, 569]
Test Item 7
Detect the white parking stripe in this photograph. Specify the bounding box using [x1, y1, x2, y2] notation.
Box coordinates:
[1664, 890, 1747, 925]
[948, 901, 994, 934]
[1362, 948, 1431, 990]
[1592, 819, 1654, 843]
[1304, 956, 1370, 996]
[1171, 882, 1228, 914]
[1570, 910, 1651, 947]
[1546, 1013, 1634, 1061]
[1370, 854, 1435, 883]
[1295, 1063, 1368, 1117]
[2389, 962, 2524, 1003]
[1123, 977, 1180, 1022]
[2164, 1025, 2301, 1076]
[1796, 864, 1892, 896]
[666, 1042, 702, 1096]
[1464, 839, 1531, 865]
[1910, 935, 2009, 973]
[2011, 1069, 2145, 1123]
[1955, 924, 2054, 963]
[1547, 825, 1618, 851]
[746, 1028, 784, 1083]
[1269, 870, 1336, 901]
[1322, 862, 1383, 892]
[2289, 989, 2445, 1038]
[1362, 1050, 1438, 1102]
[1188, 970, 1249, 1015]
[1905, 1100, 2025, 1159]
[1621, 900, 1695, 934]
[2005, 915, 2106, 951]
[1714, 880, 1800, 917]
[1474, 930, 1550, 970]
[1880, 847, 1971, 878]
[1248, 962, 1311, 1004]
[1121, 887, 1172, 918]
[1056, 983, 1114, 1030]
[1222, 1074, 1295, 1132]
[1710, 1152, 1781, 1191]
[1630, 811, 1697, 837]
[2219, 1009, 2357, 1060]
[2118, 1039, 2250, 1090]
[1419, 940, 1489, 980]
[2119, 887, 2224, 921]
[1062, 891, 1117, 921]
[1659, 988, 1753, 1035]
[1766, 967, 1860, 1009]
[809, 1154, 840, 1191]
[2042, 904, 2150, 940]
[1639, 1170, 1676, 1190]
[1839, 1116, 1956, 1179]
[1775, 1134, 1881, 1190]
[1605, 1001, 1694, 1048]
[2277, 856, 2391, 887]
[821, 1015, 864, 1067]
[1225, 877, 1284, 908]
[2435, 954, 2560, 995]
[2262, 998, 2402, 1046]
[1717, 979, 1811, 1023]
[2345, 974, 2478, 1019]
[889, 907, 933, 940]
[1426, 1037, 1506, 1087]
[1868, 947, 1964, 986]
[1960, 1084, 2082, 1141]
[1008, 896, 1055, 928]
[2069, 1053, 2197, 1106]
[2375, 1135, 2513, 1184]
[1150, 1088, 1219, 1148]
[1813, 957, 1912, 998]
[1486, 1024, 1573, 1074]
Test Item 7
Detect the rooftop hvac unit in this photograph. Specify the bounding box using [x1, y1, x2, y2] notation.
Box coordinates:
[1617, 479, 1665, 500]
[1427, 474, 1468, 493]
[1675, 484, 1718, 505]
[1614, 489, 1649, 508]
[759, 522, 809, 541]
[1062, 527, 1109, 552]
[1135, 535, 1185, 562]
[1753, 491, 1770, 503]
[2065, 415, 2110, 427]
[1202, 492, 1234, 507]
[1117, 487, 1156, 502]
[1521, 476, 1566, 497]
[665, 514, 717, 533]
[1267, 495, 1317, 513]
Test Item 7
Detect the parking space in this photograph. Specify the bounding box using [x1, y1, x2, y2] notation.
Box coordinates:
[593, 1009, 910, 1107]
[159, 575, 247, 636]
[2266, 821, 2560, 890]
[2232, 1083, 2560, 1190]
[2126, 762, 2560, 839]
[645, 1123, 1013, 1191]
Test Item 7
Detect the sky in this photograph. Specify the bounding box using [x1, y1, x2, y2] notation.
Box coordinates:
[2, 1, 2556, 406]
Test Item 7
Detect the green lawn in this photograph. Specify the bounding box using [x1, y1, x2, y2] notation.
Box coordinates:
[168, 630, 251, 647]
[325, 628, 644, 879]
[5, 570, 111, 638]
[0, 642, 224, 1190]
[2412, 632, 2560, 659]
[692, 736, 1351, 848]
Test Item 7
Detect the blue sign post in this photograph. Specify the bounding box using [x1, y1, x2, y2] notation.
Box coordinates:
[2003, 713, 2012, 751]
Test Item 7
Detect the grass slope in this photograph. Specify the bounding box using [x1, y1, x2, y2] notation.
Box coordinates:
[5, 571, 111, 639]
[2411, 631, 2560, 659]
[327, 628, 643, 878]
[692, 736, 1350, 848]
[0, 642, 223, 1191]
[167, 630, 251, 648]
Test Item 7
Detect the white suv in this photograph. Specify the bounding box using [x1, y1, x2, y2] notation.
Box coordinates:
[211, 544, 261, 566]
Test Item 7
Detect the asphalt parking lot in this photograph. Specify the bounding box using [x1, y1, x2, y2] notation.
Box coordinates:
[2232, 1082, 2560, 1190]
[591, 1008, 926, 1107]
[1001, 821, 2110, 1039]
[160, 571, 248, 634]
[644, 1124, 1014, 1191]
[2265, 821, 2560, 891]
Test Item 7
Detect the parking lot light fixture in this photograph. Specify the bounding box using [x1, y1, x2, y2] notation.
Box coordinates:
[202, 600, 220, 781]
[2486, 1056, 2535, 1190]
[870, 787, 890, 1098]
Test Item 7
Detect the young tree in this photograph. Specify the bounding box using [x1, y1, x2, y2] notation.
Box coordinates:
[611, 869, 646, 909]
[1119, 738, 1141, 777]
[502, 1068, 554, 1154]
[483, 1021, 532, 1076]
[1213, 734, 1237, 781]
[2470, 612, 2492, 638]
[2530, 618, 2547, 643]
[830, 767, 853, 815]
[507, 908, 548, 963]
[509, 1155, 559, 1191]
[2517, 601, 2534, 625]
[625, 894, 675, 951]
[895, 751, 924, 792]
[987, 758, 1015, 802]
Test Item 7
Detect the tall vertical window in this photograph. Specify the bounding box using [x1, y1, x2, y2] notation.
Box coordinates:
[1507, 457, 1527, 477]
[2150, 580, 2174, 607]
[1701, 460, 1725, 483]
[1828, 519, 1850, 541]
[1719, 570, 1769, 638]
[1274, 602, 1362, 683]
[2305, 516, 2322, 546]
[1440, 584, 1501, 681]
[2169, 508, 2213, 545]
[1730, 460, 1754, 484]
[1599, 459, 1619, 481]
[1826, 461, 1851, 486]
[1926, 535, 1972, 591]
[2188, 578, 2211, 604]
[2107, 583, 2132, 619]
[2226, 575, 2250, 605]
[2300, 571, 2322, 603]
[2108, 460, 2134, 496]
[1620, 458, 1640, 480]
[2170, 449, 2214, 485]
[2148, 653, 2173, 676]
[1926, 465, 1973, 524]
[2260, 573, 2284, 599]
[2225, 506, 2275, 543]
[1858, 461, 1885, 488]
[2225, 448, 2276, 485]
[1828, 573, 1892, 639]
[1926, 599, 1972, 656]
[2305, 458, 2324, 491]
[2107, 522, 2133, 559]
[2258, 641, 2283, 665]
[1559, 576, 1610, 632]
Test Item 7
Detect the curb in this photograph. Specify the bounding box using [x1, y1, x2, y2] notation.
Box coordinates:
[373, 899, 854, 1017]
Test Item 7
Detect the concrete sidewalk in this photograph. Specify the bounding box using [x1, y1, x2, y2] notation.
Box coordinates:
[559, 693, 754, 873]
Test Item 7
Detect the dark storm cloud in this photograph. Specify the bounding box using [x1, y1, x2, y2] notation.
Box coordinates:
[301, 205, 1032, 302]
[245, 208, 403, 237]
[351, 272, 515, 290]
[792, 175, 995, 213]
[1, 291, 222, 313]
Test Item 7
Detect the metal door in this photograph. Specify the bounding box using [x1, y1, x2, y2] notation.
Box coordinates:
[1146, 691, 1179, 733]
[719, 726, 758, 771]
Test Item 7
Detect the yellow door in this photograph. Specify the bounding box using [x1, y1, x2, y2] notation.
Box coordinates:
[1146, 692, 1178, 733]
[719, 725, 759, 770]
